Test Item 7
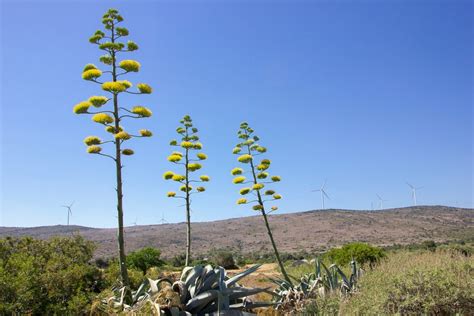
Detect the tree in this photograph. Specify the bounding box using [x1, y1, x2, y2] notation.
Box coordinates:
[126, 247, 163, 275]
[324, 243, 386, 268]
[164, 115, 210, 266]
[73, 8, 153, 287]
[231, 122, 292, 285]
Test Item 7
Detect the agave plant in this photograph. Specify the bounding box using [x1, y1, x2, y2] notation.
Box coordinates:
[270, 258, 360, 312]
[94, 264, 274, 315]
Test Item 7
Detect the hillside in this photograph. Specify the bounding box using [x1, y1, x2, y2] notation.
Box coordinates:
[1, 206, 472, 258]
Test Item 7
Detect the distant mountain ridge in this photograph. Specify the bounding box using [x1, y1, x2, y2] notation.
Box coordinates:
[1, 206, 472, 258]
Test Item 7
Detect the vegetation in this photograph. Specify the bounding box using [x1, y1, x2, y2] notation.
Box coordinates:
[340, 250, 474, 315]
[126, 247, 164, 275]
[164, 115, 209, 266]
[0, 236, 101, 314]
[73, 8, 153, 287]
[324, 242, 385, 268]
[231, 122, 291, 285]
[211, 250, 237, 269]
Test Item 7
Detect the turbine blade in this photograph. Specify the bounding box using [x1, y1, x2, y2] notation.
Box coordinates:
[323, 190, 330, 200]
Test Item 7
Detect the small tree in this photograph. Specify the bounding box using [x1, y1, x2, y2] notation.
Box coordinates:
[73, 8, 153, 287]
[126, 247, 163, 275]
[164, 115, 209, 266]
[231, 122, 292, 284]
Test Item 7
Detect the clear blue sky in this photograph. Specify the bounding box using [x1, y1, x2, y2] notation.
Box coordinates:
[1, 0, 472, 227]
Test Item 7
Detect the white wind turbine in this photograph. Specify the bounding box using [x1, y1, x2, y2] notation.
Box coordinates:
[312, 180, 330, 209]
[376, 194, 387, 209]
[61, 201, 74, 226]
[406, 182, 423, 206]
[159, 212, 168, 225]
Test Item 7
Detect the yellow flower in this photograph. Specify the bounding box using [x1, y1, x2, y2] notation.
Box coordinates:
[170, 140, 178, 146]
[83, 136, 101, 146]
[102, 81, 127, 93]
[137, 83, 152, 94]
[88, 96, 108, 107]
[197, 153, 207, 160]
[237, 198, 247, 205]
[257, 164, 269, 171]
[118, 80, 132, 89]
[252, 205, 263, 211]
[193, 142, 203, 150]
[232, 147, 242, 154]
[163, 171, 174, 180]
[73, 101, 91, 114]
[87, 145, 102, 154]
[180, 185, 192, 192]
[273, 194, 282, 200]
[172, 174, 185, 182]
[167, 191, 176, 197]
[200, 175, 210, 182]
[271, 176, 281, 182]
[181, 141, 194, 149]
[167, 154, 182, 162]
[257, 172, 268, 179]
[187, 163, 202, 172]
[119, 59, 141, 72]
[233, 176, 246, 184]
[83, 64, 97, 72]
[82, 68, 102, 80]
[92, 113, 114, 124]
[253, 183, 264, 190]
[105, 125, 123, 133]
[264, 190, 275, 196]
[261, 159, 271, 165]
[231, 168, 243, 176]
[114, 131, 131, 140]
[256, 146, 267, 153]
[237, 154, 252, 163]
[197, 186, 205, 192]
[139, 129, 152, 137]
[271, 206, 278, 211]
[172, 151, 183, 157]
[122, 149, 134, 155]
[131, 106, 152, 117]
[240, 188, 251, 195]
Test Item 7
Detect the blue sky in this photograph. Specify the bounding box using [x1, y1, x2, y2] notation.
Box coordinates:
[1, 0, 472, 227]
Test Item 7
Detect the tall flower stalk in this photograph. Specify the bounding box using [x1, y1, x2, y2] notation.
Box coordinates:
[232, 122, 292, 285]
[164, 115, 209, 266]
[73, 9, 153, 287]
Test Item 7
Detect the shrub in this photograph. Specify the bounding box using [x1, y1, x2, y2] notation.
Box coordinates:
[0, 236, 101, 314]
[103, 259, 144, 290]
[324, 242, 385, 267]
[212, 250, 237, 269]
[340, 250, 474, 315]
[126, 247, 163, 275]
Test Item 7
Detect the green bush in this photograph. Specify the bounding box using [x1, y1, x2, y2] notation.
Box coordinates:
[103, 259, 144, 289]
[0, 236, 101, 314]
[324, 242, 385, 267]
[340, 250, 474, 315]
[212, 250, 237, 269]
[126, 247, 163, 275]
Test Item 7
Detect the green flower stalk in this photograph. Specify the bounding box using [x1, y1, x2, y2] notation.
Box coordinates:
[231, 122, 292, 285]
[164, 115, 209, 266]
[72, 9, 154, 288]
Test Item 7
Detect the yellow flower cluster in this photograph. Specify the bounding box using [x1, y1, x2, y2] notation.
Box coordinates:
[237, 198, 247, 205]
[200, 175, 210, 182]
[181, 141, 194, 149]
[232, 147, 241, 154]
[271, 176, 281, 182]
[193, 143, 203, 150]
[252, 183, 264, 190]
[163, 171, 174, 180]
[82, 68, 102, 81]
[102, 81, 127, 93]
[256, 146, 267, 153]
[83, 136, 101, 146]
[83, 64, 97, 72]
[197, 187, 205, 192]
[105, 125, 123, 133]
[168, 154, 182, 162]
[187, 163, 202, 172]
[87, 145, 102, 154]
[273, 194, 282, 200]
[88, 96, 108, 107]
[122, 149, 134, 155]
[233, 176, 246, 184]
[119, 59, 141, 72]
[73, 101, 91, 114]
[172, 174, 185, 182]
[257, 172, 268, 179]
[114, 131, 131, 140]
[252, 205, 263, 211]
[167, 191, 176, 197]
[139, 129, 153, 137]
[231, 168, 243, 176]
[137, 83, 152, 94]
[240, 188, 251, 195]
[197, 153, 207, 160]
[92, 113, 114, 124]
[264, 190, 275, 195]
[119, 80, 132, 89]
[237, 154, 252, 163]
[257, 164, 269, 171]
[131, 106, 152, 117]
[180, 185, 192, 192]
[261, 159, 271, 165]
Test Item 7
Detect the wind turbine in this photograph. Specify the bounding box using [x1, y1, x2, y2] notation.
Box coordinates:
[376, 194, 387, 209]
[406, 182, 423, 206]
[159, 212, 168, 225]
[61, 201, 74, 226]
[312, 180, 330, 209]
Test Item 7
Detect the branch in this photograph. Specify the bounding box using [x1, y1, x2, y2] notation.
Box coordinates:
[171, 196, 186, 200]
[119, 114, 142, 119]
[95, 152, 116, 161]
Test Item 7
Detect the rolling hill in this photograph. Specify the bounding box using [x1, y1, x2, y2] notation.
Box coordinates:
[1, 205, 472, 258]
